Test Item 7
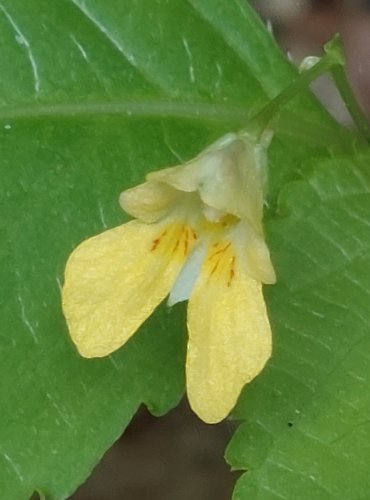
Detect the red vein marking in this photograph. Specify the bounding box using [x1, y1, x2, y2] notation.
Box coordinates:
[227, 256, 236, 287]
[151, 238, 160, 251]
[172, 237, 180, 252]
[151, 229, 168, 251]
[210, 259, 221, 275]
[208, 242, 231, 260]
[183, 229, 189, 256]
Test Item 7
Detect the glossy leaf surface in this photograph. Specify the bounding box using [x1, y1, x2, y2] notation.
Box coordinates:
[0, 1, 363, 498]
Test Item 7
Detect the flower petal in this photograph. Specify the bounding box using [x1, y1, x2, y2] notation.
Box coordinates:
[119, 180, 179, 223]
[232, 222, 276, 284]
[167, 242, 207, 306]
[186, 253, 272, 423]
[148, 132, 272, 229]
[62, 219, 193, 357]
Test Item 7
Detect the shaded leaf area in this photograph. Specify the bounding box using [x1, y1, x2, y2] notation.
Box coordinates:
[0, 0, 357, 498]
[227, 150, 370, 499]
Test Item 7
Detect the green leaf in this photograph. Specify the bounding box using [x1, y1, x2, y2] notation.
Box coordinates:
[227, 149, 370, 499]
[0, 0, 358, 498]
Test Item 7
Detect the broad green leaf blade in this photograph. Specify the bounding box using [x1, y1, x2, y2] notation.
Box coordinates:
[0, 0, 354, 498]
[227, 150, 370, 499]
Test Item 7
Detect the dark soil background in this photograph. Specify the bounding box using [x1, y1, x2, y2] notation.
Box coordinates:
[71, 1, 370, 498]
[72, 401, 238, 500]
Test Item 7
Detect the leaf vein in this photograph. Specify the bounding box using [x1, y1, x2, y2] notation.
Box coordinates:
[0, 3, 40, 94]
[67, 0, 167, 93]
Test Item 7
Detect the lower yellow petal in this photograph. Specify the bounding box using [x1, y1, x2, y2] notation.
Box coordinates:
[62, 219, 194, 358]
[187, 251, 272, 423]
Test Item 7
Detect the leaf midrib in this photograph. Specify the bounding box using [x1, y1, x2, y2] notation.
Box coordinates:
[0, 99, 251, 122]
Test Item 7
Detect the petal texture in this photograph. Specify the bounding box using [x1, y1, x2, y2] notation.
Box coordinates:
[119, 181, 179, 223]
[232, 222, 276, 284]
[187, 253, 272, 423]
[62, 220, 193, 357]
[148, 132, 272, 230]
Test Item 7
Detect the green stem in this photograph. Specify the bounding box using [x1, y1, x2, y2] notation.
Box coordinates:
[330, 64, 370, 142]
[243, 34, 370, 142]
[246, 55, 336, 137]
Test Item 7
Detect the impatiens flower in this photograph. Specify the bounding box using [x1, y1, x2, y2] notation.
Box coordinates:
[62, 130, 276, 424]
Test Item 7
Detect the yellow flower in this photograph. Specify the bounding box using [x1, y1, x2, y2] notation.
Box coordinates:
[62, 131, 276, 424]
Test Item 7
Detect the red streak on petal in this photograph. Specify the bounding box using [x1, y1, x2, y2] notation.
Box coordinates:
[151, 238, 160, 251]
[183, 231, 189, 256]
[210, 259, 221, 276]
[227, 256, 236, 287]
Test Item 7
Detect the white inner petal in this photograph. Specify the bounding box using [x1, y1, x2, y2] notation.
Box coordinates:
[202, 204, 226, 223]
[167, 243, 207, 307]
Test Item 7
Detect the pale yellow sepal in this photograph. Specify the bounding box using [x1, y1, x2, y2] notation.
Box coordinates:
[186, 262, 272, 424]
[119, 181, 179, 223]
[147, 132, 271, 232]
[62, 220, 185, 357]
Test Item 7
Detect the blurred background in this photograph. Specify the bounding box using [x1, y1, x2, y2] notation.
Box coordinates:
[71, 1, 370, 498]
[254, 0, 370, 123]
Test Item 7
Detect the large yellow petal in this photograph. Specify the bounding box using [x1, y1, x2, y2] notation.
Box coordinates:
[186, 249, 272, 423]
[62, 219, 195, 358]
